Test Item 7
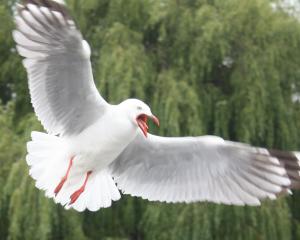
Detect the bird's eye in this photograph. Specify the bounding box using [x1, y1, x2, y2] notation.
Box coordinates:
[137, 106, 142, 110]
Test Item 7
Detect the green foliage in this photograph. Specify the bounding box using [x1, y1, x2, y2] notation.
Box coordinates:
[0, 0, 300, 239]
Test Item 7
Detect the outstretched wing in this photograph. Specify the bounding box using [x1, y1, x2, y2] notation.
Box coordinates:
[13, 0, 107, 136]
[110, 133, 300, 205]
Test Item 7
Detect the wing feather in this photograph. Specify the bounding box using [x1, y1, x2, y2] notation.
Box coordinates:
[110, 134, 300, 205]
[13, 0, 107, 135]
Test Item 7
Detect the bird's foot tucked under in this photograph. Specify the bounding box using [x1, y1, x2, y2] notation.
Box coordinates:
[54, 156, 74, 196]
[54, 177, 67, 196]
[69, 171, 92, 205]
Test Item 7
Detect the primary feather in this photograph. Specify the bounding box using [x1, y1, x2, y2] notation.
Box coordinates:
[110, 134, 300, 205]
[13, 0, 107, 136]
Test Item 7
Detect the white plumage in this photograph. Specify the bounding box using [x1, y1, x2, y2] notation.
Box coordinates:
[13, 0, 300, 212]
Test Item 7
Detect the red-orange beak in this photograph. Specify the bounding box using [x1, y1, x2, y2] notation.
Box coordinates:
[136, 114, 160, 137]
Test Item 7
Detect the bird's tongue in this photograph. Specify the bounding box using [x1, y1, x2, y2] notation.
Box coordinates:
[137, 115, 149, 137]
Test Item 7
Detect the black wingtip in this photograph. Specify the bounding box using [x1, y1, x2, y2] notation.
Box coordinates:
[21, 0, 71, 20]
[268, 149, 300, 190]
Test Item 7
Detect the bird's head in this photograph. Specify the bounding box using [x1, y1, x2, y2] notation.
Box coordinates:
[119, 99, 159, 137]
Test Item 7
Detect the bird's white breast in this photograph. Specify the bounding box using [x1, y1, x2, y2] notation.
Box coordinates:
[67, 106, 138, 172]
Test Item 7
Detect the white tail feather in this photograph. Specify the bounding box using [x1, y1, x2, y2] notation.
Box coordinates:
[26, 131, 121, 211]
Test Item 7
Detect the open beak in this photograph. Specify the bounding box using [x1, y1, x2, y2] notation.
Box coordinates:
[136, 114, 160, 137]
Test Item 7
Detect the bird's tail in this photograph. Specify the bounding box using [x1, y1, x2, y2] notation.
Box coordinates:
[26, 131, 121, 211]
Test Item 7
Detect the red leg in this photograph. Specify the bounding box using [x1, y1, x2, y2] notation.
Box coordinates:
[69, 171, 92, 205]
[54, 156, 74, 196]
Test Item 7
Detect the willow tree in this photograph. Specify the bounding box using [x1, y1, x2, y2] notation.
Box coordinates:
[0, 0, 300, 239]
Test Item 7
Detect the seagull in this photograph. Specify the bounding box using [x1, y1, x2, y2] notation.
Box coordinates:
[13, 0, 300, 212]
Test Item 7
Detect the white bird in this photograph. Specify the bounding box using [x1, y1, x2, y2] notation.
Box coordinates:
[13, 0, 300, 212]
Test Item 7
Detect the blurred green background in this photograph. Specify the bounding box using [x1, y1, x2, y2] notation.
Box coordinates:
[1, 0, 300, 239]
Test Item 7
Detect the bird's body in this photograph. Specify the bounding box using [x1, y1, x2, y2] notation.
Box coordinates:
[26, 102, 144, 210]
[13, 0, 300, 212]
[67, 104, 138, 172]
